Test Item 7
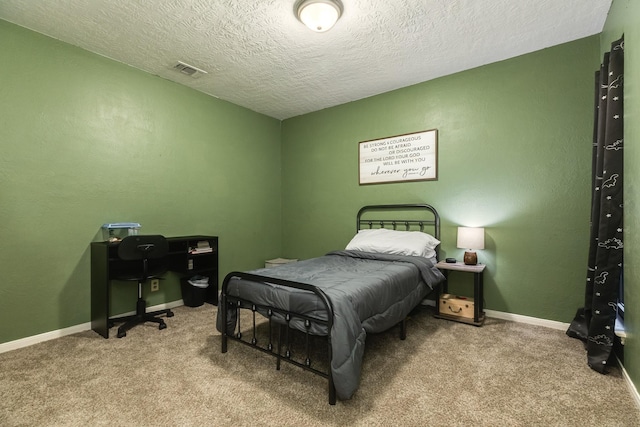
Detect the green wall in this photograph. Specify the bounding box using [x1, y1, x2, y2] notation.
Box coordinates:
[602, 0, 640, 401]
[281, 36, 599, 322]
[0, 20, 282, 344]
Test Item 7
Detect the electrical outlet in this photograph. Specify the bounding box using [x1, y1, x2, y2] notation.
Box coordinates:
[150, 279, 160, 292]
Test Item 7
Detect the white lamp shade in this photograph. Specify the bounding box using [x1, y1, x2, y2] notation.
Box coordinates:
[297, 0, 342, 32]
[457, 227, 485, 250]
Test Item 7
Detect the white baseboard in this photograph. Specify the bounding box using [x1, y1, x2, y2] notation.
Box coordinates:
[484, 309, 570, 330]
[0, 321, 94, 354]
[618, 356, 640, 410]
[423, 301, 570, 330]
[108, 299, 184, 321]
[0, 300, 184, 354]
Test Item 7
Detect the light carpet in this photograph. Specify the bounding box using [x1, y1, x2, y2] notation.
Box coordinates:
[0, 304, 638, 426]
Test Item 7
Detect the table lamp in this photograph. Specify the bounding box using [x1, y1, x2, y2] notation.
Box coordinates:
[457, 227, 485, 265]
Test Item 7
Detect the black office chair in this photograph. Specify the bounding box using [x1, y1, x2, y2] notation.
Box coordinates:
[112, 235, 174, 338]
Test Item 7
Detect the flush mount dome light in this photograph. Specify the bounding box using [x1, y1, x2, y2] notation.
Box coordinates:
[295, 0, 343, 33]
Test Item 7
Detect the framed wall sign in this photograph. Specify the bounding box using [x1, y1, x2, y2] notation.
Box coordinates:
[358, 129, 438, 185]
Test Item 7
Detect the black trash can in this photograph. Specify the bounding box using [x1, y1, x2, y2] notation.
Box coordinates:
[181, 275, 209, 307]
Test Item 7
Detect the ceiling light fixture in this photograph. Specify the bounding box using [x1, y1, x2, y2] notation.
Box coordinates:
[295, 0, 343, 33]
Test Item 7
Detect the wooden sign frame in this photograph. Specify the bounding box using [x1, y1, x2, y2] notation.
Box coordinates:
[358, 129, 438, 185]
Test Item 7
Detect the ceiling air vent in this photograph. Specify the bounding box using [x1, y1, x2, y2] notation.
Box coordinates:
[173, 61, 208, 77]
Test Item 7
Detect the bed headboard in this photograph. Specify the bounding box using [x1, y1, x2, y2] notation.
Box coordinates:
[356, 204, 441, 242]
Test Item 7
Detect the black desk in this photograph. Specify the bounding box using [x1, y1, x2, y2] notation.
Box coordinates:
[91, 235, 218, 338]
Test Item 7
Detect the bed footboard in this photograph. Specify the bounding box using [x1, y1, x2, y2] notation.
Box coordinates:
[220, 271, 337, 405]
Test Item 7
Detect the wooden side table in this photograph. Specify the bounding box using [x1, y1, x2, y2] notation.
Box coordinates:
[434, 261, 486, 326]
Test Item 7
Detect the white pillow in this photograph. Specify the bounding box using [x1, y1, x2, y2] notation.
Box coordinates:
[345, 228, 440, 259]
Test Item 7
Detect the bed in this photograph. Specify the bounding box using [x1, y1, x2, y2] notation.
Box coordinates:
[216, 204, 445, 404]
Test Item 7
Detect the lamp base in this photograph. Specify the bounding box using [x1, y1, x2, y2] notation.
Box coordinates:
[463, 251, 478, 265]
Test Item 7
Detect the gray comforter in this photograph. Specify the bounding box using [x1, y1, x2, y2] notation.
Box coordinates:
[216, 250, 445, 400]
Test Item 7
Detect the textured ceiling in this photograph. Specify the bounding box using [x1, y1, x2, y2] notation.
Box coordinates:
[0, 0, 612, 120]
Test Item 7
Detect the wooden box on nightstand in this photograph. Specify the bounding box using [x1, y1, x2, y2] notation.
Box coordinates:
[439, 293, 475, 320]
[434, 261, 486, 326]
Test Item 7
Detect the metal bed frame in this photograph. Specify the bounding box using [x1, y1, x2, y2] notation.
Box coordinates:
[220, 204, 440, 405]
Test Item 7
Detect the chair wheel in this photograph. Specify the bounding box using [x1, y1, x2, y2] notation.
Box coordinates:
[159, 322, 167, 330]
[117, 331, 126, 338]
[167, 311, 174, 318]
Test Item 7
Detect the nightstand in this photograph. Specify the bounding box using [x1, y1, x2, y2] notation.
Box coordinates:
[434, 261, 486, 326]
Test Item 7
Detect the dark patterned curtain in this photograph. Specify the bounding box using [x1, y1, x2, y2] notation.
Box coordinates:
[567, 36, 624, 373]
